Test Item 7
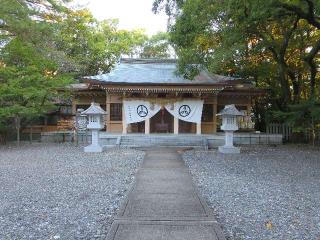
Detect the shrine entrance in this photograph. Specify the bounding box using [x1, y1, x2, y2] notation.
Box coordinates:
[150, 108, 174, 133]
[179, 120, 196, 134]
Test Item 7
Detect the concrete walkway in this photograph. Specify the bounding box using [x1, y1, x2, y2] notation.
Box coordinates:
[106, 148, 225, 240]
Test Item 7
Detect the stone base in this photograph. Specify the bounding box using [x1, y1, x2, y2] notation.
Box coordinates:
[218, 145, 240, 154]
[84, 144, 103, 153]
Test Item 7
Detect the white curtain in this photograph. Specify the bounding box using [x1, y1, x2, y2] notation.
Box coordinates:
[123, 99, 204, 124]
[165, 100, 204, 124]
[123, 100, 161, 124]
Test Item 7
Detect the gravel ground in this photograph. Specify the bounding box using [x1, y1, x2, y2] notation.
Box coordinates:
[182, 145, 320, 240]
[0, 143, 144, 240]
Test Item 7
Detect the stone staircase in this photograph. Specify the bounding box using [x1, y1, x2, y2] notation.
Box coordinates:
[118, 134, 208, 149]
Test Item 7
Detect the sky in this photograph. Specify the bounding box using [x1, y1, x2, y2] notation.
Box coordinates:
[73, 0, 168, 36]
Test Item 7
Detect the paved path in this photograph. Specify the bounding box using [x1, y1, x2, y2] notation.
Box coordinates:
[106, 148, 225, 240]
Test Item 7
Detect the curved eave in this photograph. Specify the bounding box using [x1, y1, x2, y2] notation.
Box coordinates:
[219, 88, 268, 96]
[75, 78, 267, 96]
[95, 86, 224, 94]
[81, 78, 241, 87]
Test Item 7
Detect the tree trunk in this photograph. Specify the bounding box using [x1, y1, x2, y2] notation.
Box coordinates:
[308, 60, 317, 98]
[278, 61, 291, 107]
[304, 39, 320, 99]
[311, 116, 315, 146]
[292, 73, 302, 104]
[15, 116, 21, 146]
[17, 128, 20, 146]
[277, 17, 299, 107]
[29, 126, 33, 143]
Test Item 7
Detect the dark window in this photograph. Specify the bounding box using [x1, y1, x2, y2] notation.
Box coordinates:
[157, 93, 167, 98]
[76, 105, 90, 112]
[182, 93, 193, 98]
[202, 104, 213, 122]
[110, 103, 122, 121]
[59, 105, 72, 115]
[100, 105, 106, 111]
[237, 105, 247, 111]
[131, 93, 141, 97]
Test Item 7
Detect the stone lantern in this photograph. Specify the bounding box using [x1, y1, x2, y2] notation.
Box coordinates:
[82, 102, 107, 152]
[217, 104, 244, 154]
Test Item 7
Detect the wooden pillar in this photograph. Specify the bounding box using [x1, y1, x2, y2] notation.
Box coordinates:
[122, 104, 127, 134]
[213, 94, 218, 133]
[174, 117, 179, 134]
[106, 92, 111, 132]
[196, 122, 201, 135]
[246, 97, 252, 114]
[145, 118, 150, 134]
[72, 97, 77, 115]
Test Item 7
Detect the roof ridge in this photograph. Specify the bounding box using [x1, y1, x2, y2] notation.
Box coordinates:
[120, 58, 177, 64]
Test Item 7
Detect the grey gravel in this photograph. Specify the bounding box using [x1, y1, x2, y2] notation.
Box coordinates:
[182, 145, 320, 240]
[0, 143, 144, 240]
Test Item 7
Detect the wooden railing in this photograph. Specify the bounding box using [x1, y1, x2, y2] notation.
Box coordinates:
[267, 123, 320, 145]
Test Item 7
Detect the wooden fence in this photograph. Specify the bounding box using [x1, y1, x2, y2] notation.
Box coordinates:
[266, 123, 293, 141]
[266, 123, 320, 145]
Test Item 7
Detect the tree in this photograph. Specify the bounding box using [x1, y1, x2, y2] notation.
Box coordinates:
[0, 38, 72, 144]
[273, 99, 320, 145]
[0, 0, 163, 143]
[277, 0, 320, 98]
[110, 28, 148, 58]
[55, 9, 115, 76]
[140, 32, 172, 59]
[0, 0, 74, 143]
[153, 0, 320, 133]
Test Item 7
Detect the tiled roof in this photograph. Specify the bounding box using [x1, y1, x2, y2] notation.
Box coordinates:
[83, 59, 238, 85]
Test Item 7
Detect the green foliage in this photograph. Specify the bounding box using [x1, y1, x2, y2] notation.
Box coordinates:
[140, 32, 172, 59]
[110, 28, 148, 58]
[0, 0, 174, 142]
[55, 9, 112, 76]
[54, 9, 175, 75]
[0, 0, 74, 136]
[152, 0, 185, 17]
[272, 100, 320, 145]
[54, 10, 150, 76]
[0, 38, 72, 123]
[154, 0, 320, 130]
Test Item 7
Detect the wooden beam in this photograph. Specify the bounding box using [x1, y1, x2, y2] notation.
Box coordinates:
[106, 91, 111, 132]
[213, 94, 218, 133]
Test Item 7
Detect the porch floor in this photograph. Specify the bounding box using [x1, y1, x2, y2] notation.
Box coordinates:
[40, 131, 283, 146]
[98, 132, 283, 148]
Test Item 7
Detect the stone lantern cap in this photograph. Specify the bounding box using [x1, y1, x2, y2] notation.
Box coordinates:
[81, 102, 106, 115]
[217, 104, 244, 116]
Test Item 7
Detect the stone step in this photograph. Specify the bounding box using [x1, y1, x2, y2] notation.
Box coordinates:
[121, 139, 203, 141]
[121, 141, 203, 144]
[119, 136, 206, 148]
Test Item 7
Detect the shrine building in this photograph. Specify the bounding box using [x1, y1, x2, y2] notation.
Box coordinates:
[70, 58, 264, 135]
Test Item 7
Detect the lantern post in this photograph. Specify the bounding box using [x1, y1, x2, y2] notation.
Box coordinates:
[82, 102, 107, 153]
[217, 104, 244, 154]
